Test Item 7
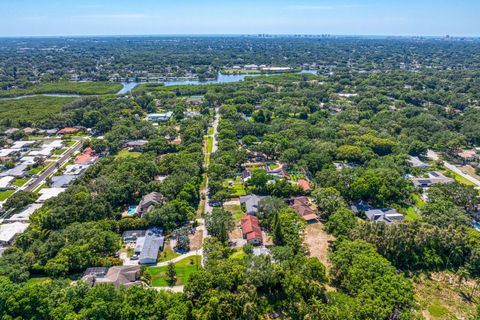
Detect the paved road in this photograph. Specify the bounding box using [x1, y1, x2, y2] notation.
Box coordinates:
[427, 150, 480, 188]
[24, 139, 84, 192]
[443, 162, 480, 188]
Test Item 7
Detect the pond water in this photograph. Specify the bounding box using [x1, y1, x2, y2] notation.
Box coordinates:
[1, 70, 318, 99]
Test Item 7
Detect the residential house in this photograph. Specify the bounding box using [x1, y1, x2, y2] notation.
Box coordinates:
[3, 128, 19, 135]
[57, 127, 79, 135]
[42, 140, 64, 149]
[139, 228, 164, 265]
[241, 169, 252, 182]
[122, 230, 147, 243]
[36, 188, 66, 203]
[136, 192, 165, 217]
[0, 164, 29, 178]
[5, 203, 42, 223]
[351, 202, 404, 225]
[241, 215, 263, 245]
[28, 147, 54, 157]
[265, 164, 289, 179]
[74, 153, 98, 165]
[125, 140, 148, 152]
[411, 171, 454, 188]
[10, 140, 34, 150]
[147, 112, 173, 122]
[0, 176, 15, 191]
[408, 156, 429, 168]
[82, 265, 143, 289]
[457, 149, 477, 163]
[64, 164, 90, 175]
[289, 197, 318, 223]
[0, 222, 29, 245]
[51, 175, 77, 188]
[240, 194, 264, 215]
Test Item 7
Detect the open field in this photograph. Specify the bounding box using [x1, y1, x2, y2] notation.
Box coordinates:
[304, 222, 335, 270]
[116, 149, 142, 159]
[0, 96, 77, 126]
[149, 255, 201, 287]
[0, 81, 122, 98]
[414, 273, 478, 320]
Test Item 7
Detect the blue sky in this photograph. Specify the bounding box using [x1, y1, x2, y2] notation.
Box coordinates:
[2, 0, 479, 37]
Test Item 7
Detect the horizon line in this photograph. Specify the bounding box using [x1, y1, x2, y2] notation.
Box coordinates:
[0, 33, 479, 39]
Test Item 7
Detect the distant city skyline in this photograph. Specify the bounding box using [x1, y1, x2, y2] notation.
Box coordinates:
[2, 0, 479, 37]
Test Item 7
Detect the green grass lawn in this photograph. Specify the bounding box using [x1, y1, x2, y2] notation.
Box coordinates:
[224, 201, 243, 221]
[53, 147, 68, 155]
[116, 149, 142, 159]
[289, 173, 306, 182]
[27, 167, 43, 175]
[0, 81, 122, 98]
[157, 245, 181, 263]
[404, 207, 421, 221]
[0, 96, 77, 127]
[149, 255, 201, 287]
[0, 190, 15, 201]
[229, 249, 247, 260]
[223, 177, 247, 197]
[11, 177, 30, 187]
[443, 169, 476, 187]
[65, 140, 77, 147]
[412, 194, 426, 210]
[207, 136, 213, 154]
[208, 127, 214, 135]
[268, 163, 280, 170]
[26, 276, 51, 285]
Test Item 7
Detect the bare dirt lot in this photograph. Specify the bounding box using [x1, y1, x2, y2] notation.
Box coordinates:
[189, 229, 203, 251]
[303, 222, 335, 269]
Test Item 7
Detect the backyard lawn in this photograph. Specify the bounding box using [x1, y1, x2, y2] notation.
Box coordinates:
[223, 177, 247, 197]
[11, 177, 30, 187]
[404, 207, 420, 221]
[149, 255, 201, 287]
[0, 190, 15, 201]
[116, 149, 142, 159]
[157, 245, 180, 263]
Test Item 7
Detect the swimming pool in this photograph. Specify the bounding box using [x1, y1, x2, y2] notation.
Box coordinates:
[127, 206, 137, 215]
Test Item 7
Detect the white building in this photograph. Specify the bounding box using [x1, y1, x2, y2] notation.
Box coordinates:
[36, 188, 66, 203]
[0, 222, 29, 245]
[0, 176, 14, 190]
[11, 141, 34, 150]
[6, 203, 43, 223]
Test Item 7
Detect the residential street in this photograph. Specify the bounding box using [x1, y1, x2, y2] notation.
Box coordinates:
[24, 138, 85, 192]
[427, 149, 480, 188]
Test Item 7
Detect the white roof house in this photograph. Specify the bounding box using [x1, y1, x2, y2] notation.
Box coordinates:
[0, 222, 29, 244]
[408, 156, 428, 168]
[11, 141, 34, 149]
[20, 156, 37, 165]
[64, 164, 90, 175]
[29, 147, 54, 157]
[6, 203, 43, 222]
[36, 188, 66, 203]
[0, 176, 15, 190]
[0, 149, 16, 157]
[0, 164, 28, 177]
[42, 140, 64, 149]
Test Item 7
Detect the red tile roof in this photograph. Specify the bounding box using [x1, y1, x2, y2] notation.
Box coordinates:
[83, 147, 94, 155]
[74, 154, 96, 165]
[297, 179, 311, 191]
[58, 127, 79, 134]
[241, 215, 262, 241]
